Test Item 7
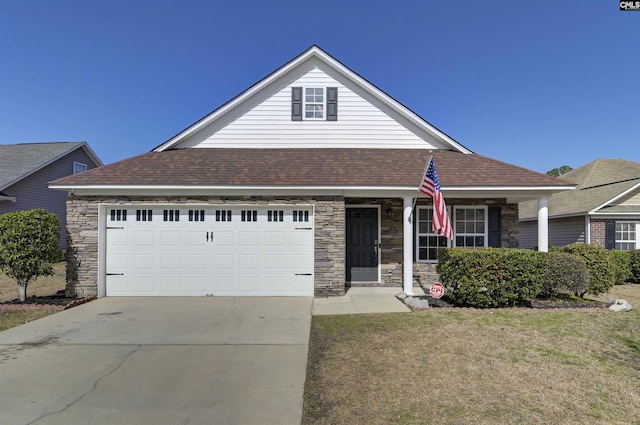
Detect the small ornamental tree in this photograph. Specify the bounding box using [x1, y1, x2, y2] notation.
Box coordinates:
[0, 209, 61, 302]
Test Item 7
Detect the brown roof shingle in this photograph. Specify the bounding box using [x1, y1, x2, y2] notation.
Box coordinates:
[51, 148, 568, 188]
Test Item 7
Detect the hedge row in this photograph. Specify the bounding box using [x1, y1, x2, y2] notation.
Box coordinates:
[436, 245, 636, 308]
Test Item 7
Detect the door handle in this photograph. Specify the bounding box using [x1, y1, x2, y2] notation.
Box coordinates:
[373, 239, 378, 262]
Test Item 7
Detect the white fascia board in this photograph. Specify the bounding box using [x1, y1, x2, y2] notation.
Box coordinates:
[49, 184, 574, 202]
[589, 182, 640, 214]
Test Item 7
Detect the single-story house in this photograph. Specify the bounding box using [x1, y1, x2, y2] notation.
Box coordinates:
[519, 159, 640, 250]
[0, 142, 102, 249]
[50, 45, 572, 298]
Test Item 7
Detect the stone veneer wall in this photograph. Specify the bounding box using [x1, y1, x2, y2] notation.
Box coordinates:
[66, 195, 519, 297]
[65, 195, 346, 298]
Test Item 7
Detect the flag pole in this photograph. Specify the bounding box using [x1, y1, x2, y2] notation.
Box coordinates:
[409, 151, 433, 224]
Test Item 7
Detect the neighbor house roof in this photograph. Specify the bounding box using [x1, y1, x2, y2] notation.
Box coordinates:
[519, 159, 640, 220]
[0, 142, 103, 191]
[51, 148, 568, 189]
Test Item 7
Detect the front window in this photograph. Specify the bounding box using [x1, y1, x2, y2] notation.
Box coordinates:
[454, 207, 487, 248]
[416, 207, 449, 262]
[615, 222, 637, 250]
[417, 205, 489, 262]
[304, 87, 324, 119]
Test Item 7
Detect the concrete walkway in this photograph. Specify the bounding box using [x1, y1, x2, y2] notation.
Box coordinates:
[312, 286, 425, 315]
[0, 297, 312, 425]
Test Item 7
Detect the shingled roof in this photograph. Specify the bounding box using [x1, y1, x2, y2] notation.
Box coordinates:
[519, 159, 640, 219]
[0, 142, 102, 190]
[51, 148, 567, 188]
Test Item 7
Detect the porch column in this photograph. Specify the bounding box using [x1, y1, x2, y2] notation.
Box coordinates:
[403, 196, 414, 295]
[537, 197, 549, 252]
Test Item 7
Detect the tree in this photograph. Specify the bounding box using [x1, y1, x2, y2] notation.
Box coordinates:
[546, 165, 573, 177]
[0, 209, 61, 302]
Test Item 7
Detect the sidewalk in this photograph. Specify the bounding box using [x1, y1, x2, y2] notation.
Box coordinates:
[312, 286, 426, 315]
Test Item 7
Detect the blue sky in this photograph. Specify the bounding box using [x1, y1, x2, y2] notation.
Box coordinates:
[1, 0, 638, 174]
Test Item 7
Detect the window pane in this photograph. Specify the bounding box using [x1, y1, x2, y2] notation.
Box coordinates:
[466, 222, 475, 233]
[456, 236, 464, 246]
[419, 248, 427, 260]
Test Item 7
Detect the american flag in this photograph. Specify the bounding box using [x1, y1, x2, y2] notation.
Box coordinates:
[419, 156, 454, 240]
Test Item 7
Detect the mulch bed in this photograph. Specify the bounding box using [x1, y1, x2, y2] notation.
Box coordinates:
[0, 291, 96, 311]
[411, 293, 609, 310]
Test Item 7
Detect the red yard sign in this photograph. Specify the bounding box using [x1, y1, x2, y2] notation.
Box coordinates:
[430, 282, 445, 299]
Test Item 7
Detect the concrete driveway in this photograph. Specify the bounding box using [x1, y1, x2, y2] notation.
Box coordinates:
[0, 297, 312, 425]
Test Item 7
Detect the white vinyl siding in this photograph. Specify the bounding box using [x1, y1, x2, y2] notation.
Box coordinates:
[180, 61, 448, 150]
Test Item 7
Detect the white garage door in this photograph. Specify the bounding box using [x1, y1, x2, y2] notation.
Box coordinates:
[105, 206, 314, 296]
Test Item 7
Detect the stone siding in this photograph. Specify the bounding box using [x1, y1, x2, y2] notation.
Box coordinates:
[66, 194, 520, 298]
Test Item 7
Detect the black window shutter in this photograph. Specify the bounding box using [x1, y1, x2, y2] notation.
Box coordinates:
[605, 221, 616, 250]
[488, 206, 501, 248]
[291, 87, 302, 121]
[326, 87, 337, 121]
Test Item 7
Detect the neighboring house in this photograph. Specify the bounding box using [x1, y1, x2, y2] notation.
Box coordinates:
[519, 159, 640, 250]
[50, 46, 572, 299]
[0, 142, 103, 249]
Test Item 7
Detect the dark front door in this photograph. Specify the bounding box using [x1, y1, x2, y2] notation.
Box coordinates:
[346, 208, 379, 282]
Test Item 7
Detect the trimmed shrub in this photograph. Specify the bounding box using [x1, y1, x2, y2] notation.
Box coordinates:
[630, 250, 640, 284]
[541, 251, 590, 297]
[610, 250, 632, 285]
[436, 248, 547, 308]
[559, 244, 616, 296]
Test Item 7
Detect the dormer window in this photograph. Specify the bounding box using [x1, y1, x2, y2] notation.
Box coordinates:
[292, 86, 337, 121]
[305, 88, 324, 119]
[73, 161, 88, 174]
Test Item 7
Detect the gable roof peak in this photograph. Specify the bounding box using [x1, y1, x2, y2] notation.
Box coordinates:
[153, 46, 472, 154]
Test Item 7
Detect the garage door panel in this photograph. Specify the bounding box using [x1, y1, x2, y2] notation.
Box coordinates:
[186, 253, 207, 269]
[291, 231, 313, 246]
[238, 231, 259, 246]
[213, 231, 234, 246]
[212, 276, 234, 292]
[107, 253, 128, 270]
[214, 253, 234, 269]
[106, 206, 314, 296]
[133, 277, 154, 293]
[132, 253, 154, 269]
[158, 276, 182, 292]
[159, 253, 182, 270]
[265, 231, 286, 246]
[133, 230, 154, 246]
[159, 231, 181, 246]
[265, 253, 286, 269]
[238, 253, 259, 269]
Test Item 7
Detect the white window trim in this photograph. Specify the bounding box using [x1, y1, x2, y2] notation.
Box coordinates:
[303, 87, 325, 120]
[615, 221, 639, 251]
[453, 205, 489, 248]
[416, 205, 452, 263]
[73, 161, 88, 174]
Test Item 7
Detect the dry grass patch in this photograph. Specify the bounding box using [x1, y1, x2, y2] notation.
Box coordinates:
[304, 286, 640, 425]
[0, 262, 66, 303]
[0, 309, 60, 332]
